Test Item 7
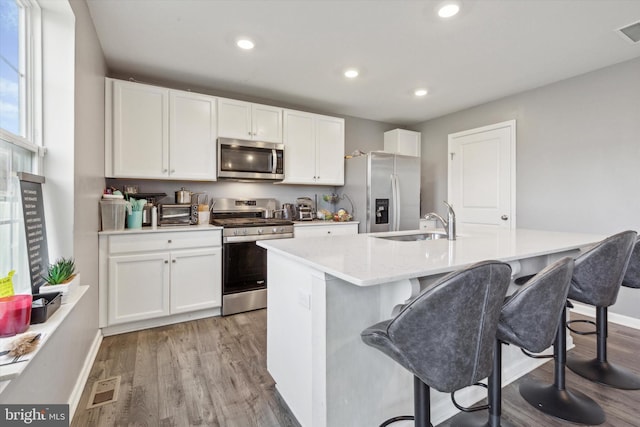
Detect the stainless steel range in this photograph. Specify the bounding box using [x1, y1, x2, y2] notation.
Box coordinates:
[210, 198, 293, 316]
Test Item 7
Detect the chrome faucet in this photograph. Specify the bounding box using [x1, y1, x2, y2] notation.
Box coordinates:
[423, 201, 456, 240]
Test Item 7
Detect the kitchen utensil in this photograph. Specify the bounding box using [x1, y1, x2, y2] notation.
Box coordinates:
[282, 203, 296, 220]
[175, 187, 192, 204]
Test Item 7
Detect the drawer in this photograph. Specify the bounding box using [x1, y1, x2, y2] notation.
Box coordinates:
[108, 230, 222, 254]
[294, 223, 358, 239]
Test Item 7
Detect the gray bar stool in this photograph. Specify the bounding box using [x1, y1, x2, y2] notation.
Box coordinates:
[360, 260, 512, 427]
[452, 257, 575, 427]
[566, 230, 639, 389]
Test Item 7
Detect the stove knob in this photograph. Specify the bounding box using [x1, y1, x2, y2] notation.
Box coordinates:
[233, 230, 239, 236]
[242, 229, 248, 235]
[258, 228, 263, 235]
[272, 227, 277, 233]
[278, 227, 284, 233]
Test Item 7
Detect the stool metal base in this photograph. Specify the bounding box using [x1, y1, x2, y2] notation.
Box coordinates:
[519, 381, 605, 425]
[566, 356, 640, 390]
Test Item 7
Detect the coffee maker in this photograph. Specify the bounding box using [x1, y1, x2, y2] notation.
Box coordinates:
[296, 197, 315, 221]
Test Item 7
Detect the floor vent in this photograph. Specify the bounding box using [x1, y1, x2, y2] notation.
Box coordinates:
[617, 20, 640, 43]
[87, 376, 121, 409]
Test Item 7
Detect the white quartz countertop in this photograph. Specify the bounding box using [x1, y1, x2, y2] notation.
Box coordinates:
[258, 225, 607, 286]
[99, 224, 222, 235]
[293, 220, 359, 227]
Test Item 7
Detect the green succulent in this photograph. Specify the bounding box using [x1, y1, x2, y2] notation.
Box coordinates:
[42, 257, 76, 285]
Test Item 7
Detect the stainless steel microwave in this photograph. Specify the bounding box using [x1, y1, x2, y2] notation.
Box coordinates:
[217, 138, 284, 180]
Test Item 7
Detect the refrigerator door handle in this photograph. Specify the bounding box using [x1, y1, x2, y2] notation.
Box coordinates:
[391, 174, 400, 231]
[395, 174, 401, 231]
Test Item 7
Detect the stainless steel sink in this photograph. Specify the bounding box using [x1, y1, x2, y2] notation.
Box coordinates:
[375, 232, 448, 242]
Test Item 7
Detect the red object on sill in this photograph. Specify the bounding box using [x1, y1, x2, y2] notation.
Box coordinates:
[0, 295, 32, 337]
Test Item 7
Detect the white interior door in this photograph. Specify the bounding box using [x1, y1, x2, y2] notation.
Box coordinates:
[448, 120, 516, 228]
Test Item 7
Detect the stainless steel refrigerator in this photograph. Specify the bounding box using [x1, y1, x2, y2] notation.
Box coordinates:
[342, 152, 420, 233]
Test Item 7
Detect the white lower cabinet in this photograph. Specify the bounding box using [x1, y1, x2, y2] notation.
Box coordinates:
[169, 247, 222, 314]
[108, 252, 171, 324]
[294, 223, 358, 238]
[100, 229, 222, 330]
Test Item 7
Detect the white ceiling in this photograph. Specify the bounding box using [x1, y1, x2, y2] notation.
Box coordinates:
[86, 0, 640, 125]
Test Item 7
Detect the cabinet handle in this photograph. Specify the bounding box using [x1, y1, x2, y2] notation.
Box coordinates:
[172, 259, 176, 263]
[327, 231, 331, 234]
[248, 131, 252, 135]
[168, 240, 172, 243]
[164, 260, 168, 264]
[170, 169, 175, 174]
[163, 169, 168, 173]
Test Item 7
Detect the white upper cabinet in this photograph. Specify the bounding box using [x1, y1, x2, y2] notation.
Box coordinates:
[384, 128, 421, 157]
[169, 90, 217, 180]
[106, 78, 217, 180]
[218, 98, 283, 143]
[109, 79, 169, 179]
[282, 109, 345, 185]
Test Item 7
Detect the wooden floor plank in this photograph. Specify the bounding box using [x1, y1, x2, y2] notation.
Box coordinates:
[72, 310, 640, 427]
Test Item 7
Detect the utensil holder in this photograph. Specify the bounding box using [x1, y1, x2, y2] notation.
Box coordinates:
[126, 211, 142, 229]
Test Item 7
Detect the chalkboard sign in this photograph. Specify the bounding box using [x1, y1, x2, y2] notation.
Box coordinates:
[17, 172, 49, 293]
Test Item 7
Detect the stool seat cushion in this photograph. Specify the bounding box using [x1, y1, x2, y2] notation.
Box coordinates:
[497, 257, 574, 353]
[361, 260, 511, 393]
[622, 237, 640, 289]
[568, 230, 636, 307]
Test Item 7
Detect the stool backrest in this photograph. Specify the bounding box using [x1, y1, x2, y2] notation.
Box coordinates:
[386, 260, 511, 393]
[497, 257, 574, 353]
[622, 237, 640, 289]
[568, 230, 637, 307]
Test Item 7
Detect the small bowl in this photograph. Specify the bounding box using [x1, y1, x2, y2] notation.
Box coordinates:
[0, 295, 32, 337]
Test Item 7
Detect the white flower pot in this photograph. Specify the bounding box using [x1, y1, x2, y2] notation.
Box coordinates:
[38, 273, 80, 304]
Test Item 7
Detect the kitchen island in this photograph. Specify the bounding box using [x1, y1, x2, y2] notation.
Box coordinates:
[258, 225, 606, 427]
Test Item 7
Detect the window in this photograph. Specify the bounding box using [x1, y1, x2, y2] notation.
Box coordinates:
[0, 0, 41, 292]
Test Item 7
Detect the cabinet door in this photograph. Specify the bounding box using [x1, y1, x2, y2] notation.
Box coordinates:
[218, 98, 252, 140]
[111, 80, 169, 178]
[384, 129, 421, 157]
[169, 90, 217, 180]
[315, 116, 345, 185]
[108, 252, 170, 325]
[252, 103, 283, 142]
[170, 247, 222, 314]
[282, 110, 316, 184]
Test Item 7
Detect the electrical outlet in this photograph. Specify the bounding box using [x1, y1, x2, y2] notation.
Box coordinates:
[297, 290, 311, 310]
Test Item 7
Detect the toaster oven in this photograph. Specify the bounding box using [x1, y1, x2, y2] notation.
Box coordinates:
[158, 204, 194, 226]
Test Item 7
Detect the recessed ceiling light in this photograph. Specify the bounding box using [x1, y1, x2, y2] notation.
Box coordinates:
[415, 89, 428, 97]
[438, 3, 460, 18]
[344, 69, 359, 78]
[237, 39, 255, 50]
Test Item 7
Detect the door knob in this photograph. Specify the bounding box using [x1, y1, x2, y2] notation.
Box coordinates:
[501, 215, 509, 221]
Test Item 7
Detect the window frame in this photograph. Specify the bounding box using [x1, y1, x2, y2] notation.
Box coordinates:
[0, 0, 43, 293]
[1, 0, 43, 170]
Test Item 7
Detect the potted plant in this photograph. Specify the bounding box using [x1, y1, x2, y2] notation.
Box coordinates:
[39, 257, 79, 303]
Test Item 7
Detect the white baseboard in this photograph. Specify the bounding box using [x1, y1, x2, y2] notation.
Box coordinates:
[101, 307, 220, 336]
[68, 330, 103, 420]
[570, 303, 640, 330]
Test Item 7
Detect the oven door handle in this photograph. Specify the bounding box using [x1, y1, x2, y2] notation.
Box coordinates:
[224, 233, 294, 243]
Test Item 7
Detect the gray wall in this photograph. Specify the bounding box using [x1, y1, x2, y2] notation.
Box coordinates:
[414, 56, 640, 319]
[2, 0, 107, 409]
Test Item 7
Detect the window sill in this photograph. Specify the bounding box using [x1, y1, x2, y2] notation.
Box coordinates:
[0, 285, 89, 392]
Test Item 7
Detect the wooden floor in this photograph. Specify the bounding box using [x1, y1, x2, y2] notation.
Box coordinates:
[72, 311, 640, 427]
